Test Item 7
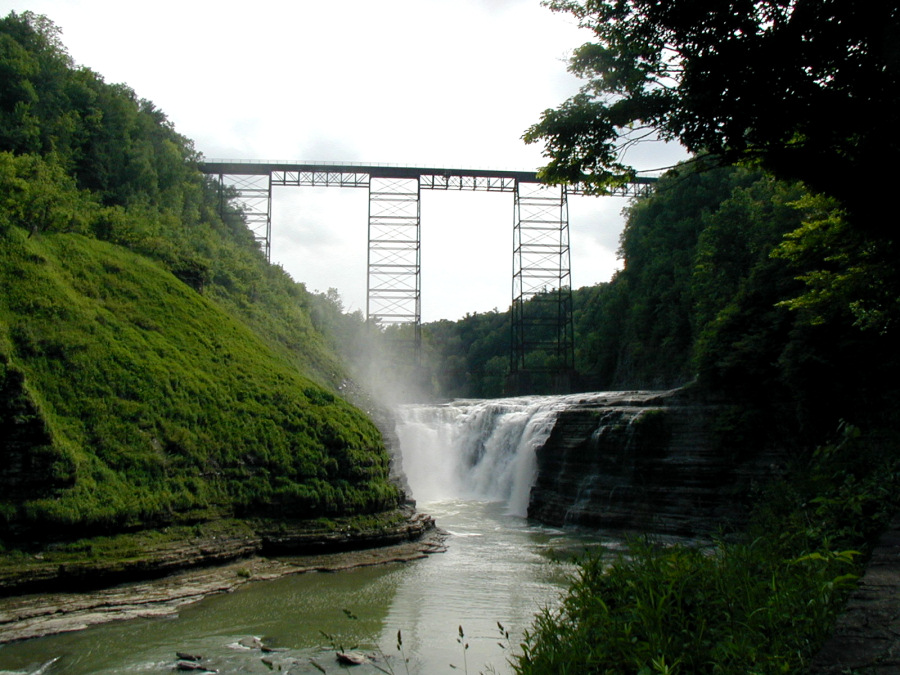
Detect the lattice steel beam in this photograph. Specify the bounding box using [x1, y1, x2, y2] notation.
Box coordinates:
[568, 181, 656, 198]
[419, 174, 518, 192]
[272, 170, 370, 188]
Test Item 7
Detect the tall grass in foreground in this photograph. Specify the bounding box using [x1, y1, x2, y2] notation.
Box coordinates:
[514, 424, 900, 675]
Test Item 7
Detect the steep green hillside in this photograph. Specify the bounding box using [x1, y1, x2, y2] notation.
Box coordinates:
[0, 227, 399, 541]
[0, 12, 403, 552]
[0, 11, 355, 392]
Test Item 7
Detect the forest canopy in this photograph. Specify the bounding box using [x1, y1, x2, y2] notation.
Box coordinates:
[512, 6, 900, 669]
[524, 0, 900, 234]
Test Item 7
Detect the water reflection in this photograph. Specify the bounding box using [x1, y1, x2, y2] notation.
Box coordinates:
[0, 563, 400, 674]
[1, 393, 632, 674]
[0, 501, 614, 674]
[372, 500, 587, 674]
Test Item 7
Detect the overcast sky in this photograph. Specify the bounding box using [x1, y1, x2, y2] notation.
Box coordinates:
[4, 0, 687, 321]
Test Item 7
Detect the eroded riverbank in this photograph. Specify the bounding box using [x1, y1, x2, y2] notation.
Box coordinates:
[0, 501, 605, 675]
[0, 525, 447, 645]
[0, 506, 434, 597]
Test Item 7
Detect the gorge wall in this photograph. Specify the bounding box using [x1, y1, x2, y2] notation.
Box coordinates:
[527, 389, 786, 537]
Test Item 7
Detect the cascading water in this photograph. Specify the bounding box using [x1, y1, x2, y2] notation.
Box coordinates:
[1, 394, 646, 675]
[1, 388, 760, 674]
[395, 393, 598, 516]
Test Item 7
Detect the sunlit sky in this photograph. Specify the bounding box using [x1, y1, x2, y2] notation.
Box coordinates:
[4, 0, 687, 321]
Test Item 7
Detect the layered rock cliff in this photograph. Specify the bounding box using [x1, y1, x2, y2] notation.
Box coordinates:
[528, 389, 785, 537]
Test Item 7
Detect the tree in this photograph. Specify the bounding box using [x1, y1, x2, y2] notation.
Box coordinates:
[524, 0, 900, 234]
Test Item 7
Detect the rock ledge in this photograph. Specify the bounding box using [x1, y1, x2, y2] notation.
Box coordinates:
[0, 506, 442, 643]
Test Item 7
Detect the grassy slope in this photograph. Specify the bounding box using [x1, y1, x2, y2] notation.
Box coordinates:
[0, 227, 399, 542]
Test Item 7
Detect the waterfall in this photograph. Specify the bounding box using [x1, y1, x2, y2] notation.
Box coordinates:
[394, 394, 601, 517]
[394, 388, 776, 537]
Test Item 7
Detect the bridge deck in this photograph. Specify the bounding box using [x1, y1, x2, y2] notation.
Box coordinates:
[198, 159, 658, 190]
[199, 159, 539, 182]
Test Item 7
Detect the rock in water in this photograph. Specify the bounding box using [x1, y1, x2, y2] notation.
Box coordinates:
[336, 651, 369, 665]
[238, 636, 264, 649]
[176, 652, 202, 661]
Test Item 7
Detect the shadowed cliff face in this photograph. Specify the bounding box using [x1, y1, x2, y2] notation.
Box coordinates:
[527, 390, 786, 537]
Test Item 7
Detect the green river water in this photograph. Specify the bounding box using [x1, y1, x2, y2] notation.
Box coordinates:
[0, 500, 617, 675]
[0, 396, 629, 674]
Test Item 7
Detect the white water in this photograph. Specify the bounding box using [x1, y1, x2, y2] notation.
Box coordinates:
[395, 394, 588, 516]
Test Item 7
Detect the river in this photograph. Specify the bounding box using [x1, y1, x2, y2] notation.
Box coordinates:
[0, 396, 618, 675]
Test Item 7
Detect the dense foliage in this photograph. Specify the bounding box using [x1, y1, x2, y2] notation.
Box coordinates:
[506, 1, 900, 672]
[524, 0, 899, 236]
[517, 0, 900, 419]
[0, 12, 399, 542]
[0, 229, 399, 536]
[515, 423, 900, 674]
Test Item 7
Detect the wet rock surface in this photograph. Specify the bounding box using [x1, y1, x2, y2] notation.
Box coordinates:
[528, 389, 784, 537]
[0, 507, 435, 596]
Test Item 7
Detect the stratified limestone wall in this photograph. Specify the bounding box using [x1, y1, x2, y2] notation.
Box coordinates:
[527, 390, 784, 537]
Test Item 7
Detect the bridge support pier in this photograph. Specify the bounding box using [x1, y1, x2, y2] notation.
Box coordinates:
[215, 172, 272, 261]
[510, 182, 575, 393]
[367, 177, 421, 360]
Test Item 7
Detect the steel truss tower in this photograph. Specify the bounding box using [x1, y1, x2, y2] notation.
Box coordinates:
[215, 172, 272, 261]
[367, 177, 421, 357]
[511, 183, 574, 391]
